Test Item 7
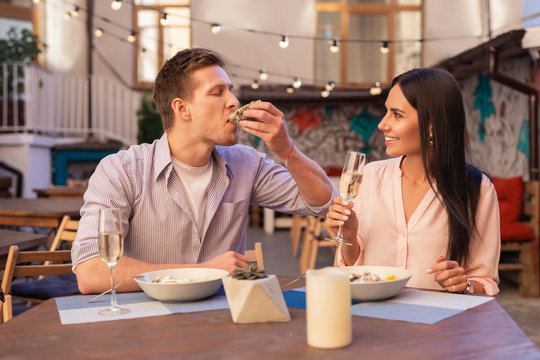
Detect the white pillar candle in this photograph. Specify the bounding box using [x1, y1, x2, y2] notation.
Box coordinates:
[306, 267, 352, 349]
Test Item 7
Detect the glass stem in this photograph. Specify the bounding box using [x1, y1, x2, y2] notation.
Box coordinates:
[336, 225, 344, 241]
[109, 264, 119, 311]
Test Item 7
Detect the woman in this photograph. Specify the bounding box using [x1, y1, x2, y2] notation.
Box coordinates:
[326, 68, 500, 295]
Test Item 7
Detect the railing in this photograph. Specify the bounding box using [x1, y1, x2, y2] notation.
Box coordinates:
[0, 62, 141, 147]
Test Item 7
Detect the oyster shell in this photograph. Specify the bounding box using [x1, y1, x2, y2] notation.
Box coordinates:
[228, 100, 261, 125]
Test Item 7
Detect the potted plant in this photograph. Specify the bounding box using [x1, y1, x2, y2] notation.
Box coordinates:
[0, 27, 47, 126]
[137, 94, 164, 144]
[222, 265, 291, 324]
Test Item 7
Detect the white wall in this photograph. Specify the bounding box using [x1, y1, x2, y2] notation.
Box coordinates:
[423, 0, 524, 66]
[39, 0, 528, 84]
[191, 0, 315, 87]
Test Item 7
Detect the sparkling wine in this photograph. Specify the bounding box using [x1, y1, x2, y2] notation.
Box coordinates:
[99, 232, 124, 265]
[339, 172, 363, 200]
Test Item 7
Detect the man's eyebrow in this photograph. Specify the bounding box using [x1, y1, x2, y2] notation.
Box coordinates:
[207, 83, 234, 92]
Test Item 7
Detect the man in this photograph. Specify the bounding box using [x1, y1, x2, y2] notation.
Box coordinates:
[72, 48, 334, 294]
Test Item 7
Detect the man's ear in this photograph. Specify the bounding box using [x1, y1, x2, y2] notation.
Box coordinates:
[172, 97, 191, 120]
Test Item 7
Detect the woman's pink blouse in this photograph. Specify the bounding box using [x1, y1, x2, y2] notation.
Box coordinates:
[336, 157, 500, 295]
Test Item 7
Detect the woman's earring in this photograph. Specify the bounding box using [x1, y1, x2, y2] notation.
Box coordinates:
[428, 133, 434, 146]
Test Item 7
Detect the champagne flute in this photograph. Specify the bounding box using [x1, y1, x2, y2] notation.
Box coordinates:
[326, 151, 366, 246]
[98, 208, 130, 316]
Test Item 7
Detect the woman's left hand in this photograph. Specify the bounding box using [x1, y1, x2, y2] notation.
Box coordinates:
[426, 255, 468, 293]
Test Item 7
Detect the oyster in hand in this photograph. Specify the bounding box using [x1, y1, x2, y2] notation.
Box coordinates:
[228, 100, 261, 125]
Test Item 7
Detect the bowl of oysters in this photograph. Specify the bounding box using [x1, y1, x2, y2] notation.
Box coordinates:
[344, 265, 412, 301]
[134, 268, 229, 302]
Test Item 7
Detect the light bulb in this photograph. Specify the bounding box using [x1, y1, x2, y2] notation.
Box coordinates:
[380, 41, 390, 54]
[330, 39, 339, 53]
[127, 31, 136, 43]
[160, 13, 169, 26]
[369, 81, 382, 96]
[251, 80, 260, 90]
[279, 35, 289, 49]
[259, 69, 268, 81]
[292, 77, 302, 89]
[286, 85, 295, 94]
[64, 12, 71, 20]
[325, 81, 336, 91]
[321, 89, 330, 98]
[70, 7, 80, 18]
[32, 0, 40, 4]
[94, 28, 104, 38]
[111, 0, 122, 11]
[140, 48, 147, 57]
[210, 24, 222, 34]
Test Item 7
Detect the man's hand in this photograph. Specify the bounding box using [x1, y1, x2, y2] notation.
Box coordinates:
[239, 101, 292, 158]
[201, 251, 249, 274]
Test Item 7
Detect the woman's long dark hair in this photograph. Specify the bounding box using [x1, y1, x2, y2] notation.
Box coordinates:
[392, 68, 482, 266]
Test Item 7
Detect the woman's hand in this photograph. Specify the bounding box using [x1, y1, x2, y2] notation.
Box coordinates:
[426, 255, 469, 293]
[324, 196, 358, 243]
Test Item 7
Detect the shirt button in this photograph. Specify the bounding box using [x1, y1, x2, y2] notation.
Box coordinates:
[193, 237, 199, 244]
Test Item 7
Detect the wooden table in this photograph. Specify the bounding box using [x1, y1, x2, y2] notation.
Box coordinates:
[0, 277, 538, 359]
[34, 187, 86, 199]
[0, 199, 83, 228]
[0, 229, 48, 267]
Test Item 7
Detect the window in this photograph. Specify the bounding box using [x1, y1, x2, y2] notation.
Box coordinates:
[315, 0, 422, 87]
[0, 1, 36, 39]
[134, 0, 191, 88]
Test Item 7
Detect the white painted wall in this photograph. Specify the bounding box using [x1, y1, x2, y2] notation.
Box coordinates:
[39, 0, 529, 83]
[423, 0, 524, 66]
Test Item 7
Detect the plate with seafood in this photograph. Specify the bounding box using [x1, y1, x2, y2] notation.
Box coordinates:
[134, 268, 229, 302]
[344, 265, 412, 301]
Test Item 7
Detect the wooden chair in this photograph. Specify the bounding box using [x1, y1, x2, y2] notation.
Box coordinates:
[499, 180, 540, 297]
[49, 215, 79, 252]
[245, 242, 265, 270]
[290, 214, 306, 259]
[1, 293, 12, 323]
[299, 216, 338, 273]
[1, 245, 75, 323]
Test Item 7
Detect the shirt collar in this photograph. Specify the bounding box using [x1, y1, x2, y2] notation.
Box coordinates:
[153, 133, 233, 181]
[153, 133, 173, 181]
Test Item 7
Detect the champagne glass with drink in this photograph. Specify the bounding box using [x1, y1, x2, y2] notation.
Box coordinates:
[326, 151, 366, 246]
[98, 208, 130, 316]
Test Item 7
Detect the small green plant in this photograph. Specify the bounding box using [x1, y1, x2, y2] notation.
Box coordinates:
[0, 27, 47, 63]
[137, 94, 164, 144]
[232, 265, 268, 280]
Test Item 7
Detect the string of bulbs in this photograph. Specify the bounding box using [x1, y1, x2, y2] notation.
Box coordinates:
[35, 0, 514, 98]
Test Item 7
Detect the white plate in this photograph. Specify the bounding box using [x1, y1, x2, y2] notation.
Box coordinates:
[134, 268, 229, 302]
[343, 265, 413, 301]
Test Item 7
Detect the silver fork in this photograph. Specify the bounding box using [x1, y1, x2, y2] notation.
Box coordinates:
[87, 276, 135, 303]
[280, 273, 305, 289]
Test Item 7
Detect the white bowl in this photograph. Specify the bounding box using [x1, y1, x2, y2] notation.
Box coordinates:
[344, 265, 412, 301]
[134, 268, 229, 302]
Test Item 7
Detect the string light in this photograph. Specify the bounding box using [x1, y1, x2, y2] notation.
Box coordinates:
[321, 89, 330, 98]
[251, 79, 260, 90]
[279, 35, 289, 49]
[70, 6, 80, 18]
[127, 31, 136, 43]
[380, 41, 390, 54]
[259, 69, 268, 81]
[211, 23, 222, 34]
[292, 77, 302, 89]
[94, 28, 104, 38]
[325, 81, 336, 91]
[63, 11, 71, 20]
[160, 12, 169, 26]
[32, 0, 40, 4]
[111, 0, 122, 11]
[286, 85, 295, 94]
[330, 39, 339, 53]
[369, 81, 382, 96]
[140, 48, 147, 57]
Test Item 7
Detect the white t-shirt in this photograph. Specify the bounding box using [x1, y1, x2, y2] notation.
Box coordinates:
[171, 156, 213, 238]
